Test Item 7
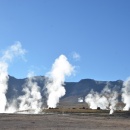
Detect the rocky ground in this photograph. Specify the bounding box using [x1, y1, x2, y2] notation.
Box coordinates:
[0, 113, 130, 130]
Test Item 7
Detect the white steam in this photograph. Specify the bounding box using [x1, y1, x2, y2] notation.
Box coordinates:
[109, 91, 118, 114]
[0, 62, 8, 113]
[2, 43, 126, 115]
[85, 90, 109, 110]
[122, 77, 130, 111]
[0, 42, 26, 113]
[85, 85, 118, 114]
[72, 52, 80, 61]
[78, 97, 83, 103]
[1, 41, 26, 62]
[46, 55, 74, 108]
[18, 72, 42, 114]
[5, 99, 18, 113]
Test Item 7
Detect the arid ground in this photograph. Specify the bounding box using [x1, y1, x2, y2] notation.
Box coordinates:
[0, 112, 130, 130]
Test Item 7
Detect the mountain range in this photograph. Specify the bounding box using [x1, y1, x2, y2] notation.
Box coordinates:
[7, 76, 123, 106]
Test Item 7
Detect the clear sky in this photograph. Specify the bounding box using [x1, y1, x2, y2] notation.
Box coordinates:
[0, 0, 130, 81]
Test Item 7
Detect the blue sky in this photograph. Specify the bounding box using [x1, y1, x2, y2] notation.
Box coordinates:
[0, 0, 130, 81]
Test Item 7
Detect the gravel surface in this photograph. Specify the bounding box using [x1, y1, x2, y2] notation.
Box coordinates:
[0, 113, 130, 130]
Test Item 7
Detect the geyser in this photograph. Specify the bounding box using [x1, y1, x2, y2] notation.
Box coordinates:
[0, 62, 8, 113]
[18, 72, 42, 114]
[4, 54, 74, 114]
[45, 55, 74, 108]
[0, 42, 26, 113]
[85, 85, 118, 114]
[122, 77, 130, 111]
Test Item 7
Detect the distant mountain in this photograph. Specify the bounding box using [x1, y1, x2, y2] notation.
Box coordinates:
[6, 76, 123, 104]
[7, 76, 46, 100]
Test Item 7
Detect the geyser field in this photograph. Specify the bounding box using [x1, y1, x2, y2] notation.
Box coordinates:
[0, 43, 130, 129]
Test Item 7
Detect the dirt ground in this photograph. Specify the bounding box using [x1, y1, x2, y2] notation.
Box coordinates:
[0, 113, 130, 130]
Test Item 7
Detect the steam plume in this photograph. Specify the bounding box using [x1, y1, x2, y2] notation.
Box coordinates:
[18, 72, 42, 113]
[46, 55, 74, 108]
[0, 42, 26, 113]
[78, 97, 83, 103]
[109, 91, 118, 114]
[0, 62, 8, 113]
[85, 90, 109, 110]
[122, 77, 130, 111]
[85, 85, 118, 114]
[5, 99, 18, 113]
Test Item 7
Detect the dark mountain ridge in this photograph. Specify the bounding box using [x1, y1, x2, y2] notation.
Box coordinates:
[7, 76, 123, 103]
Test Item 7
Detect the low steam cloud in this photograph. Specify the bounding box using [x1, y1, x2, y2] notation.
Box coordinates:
[5, 72, 43, 114]
[18, 72, 42, 114]
[85, 85, 118, 114]
[45, 55, 74, 108]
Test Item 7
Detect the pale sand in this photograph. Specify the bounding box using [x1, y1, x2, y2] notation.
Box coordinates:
[0, 113, 130, 130]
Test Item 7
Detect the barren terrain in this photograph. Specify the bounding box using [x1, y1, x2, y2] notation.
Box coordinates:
[0, 112, 130, 130]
